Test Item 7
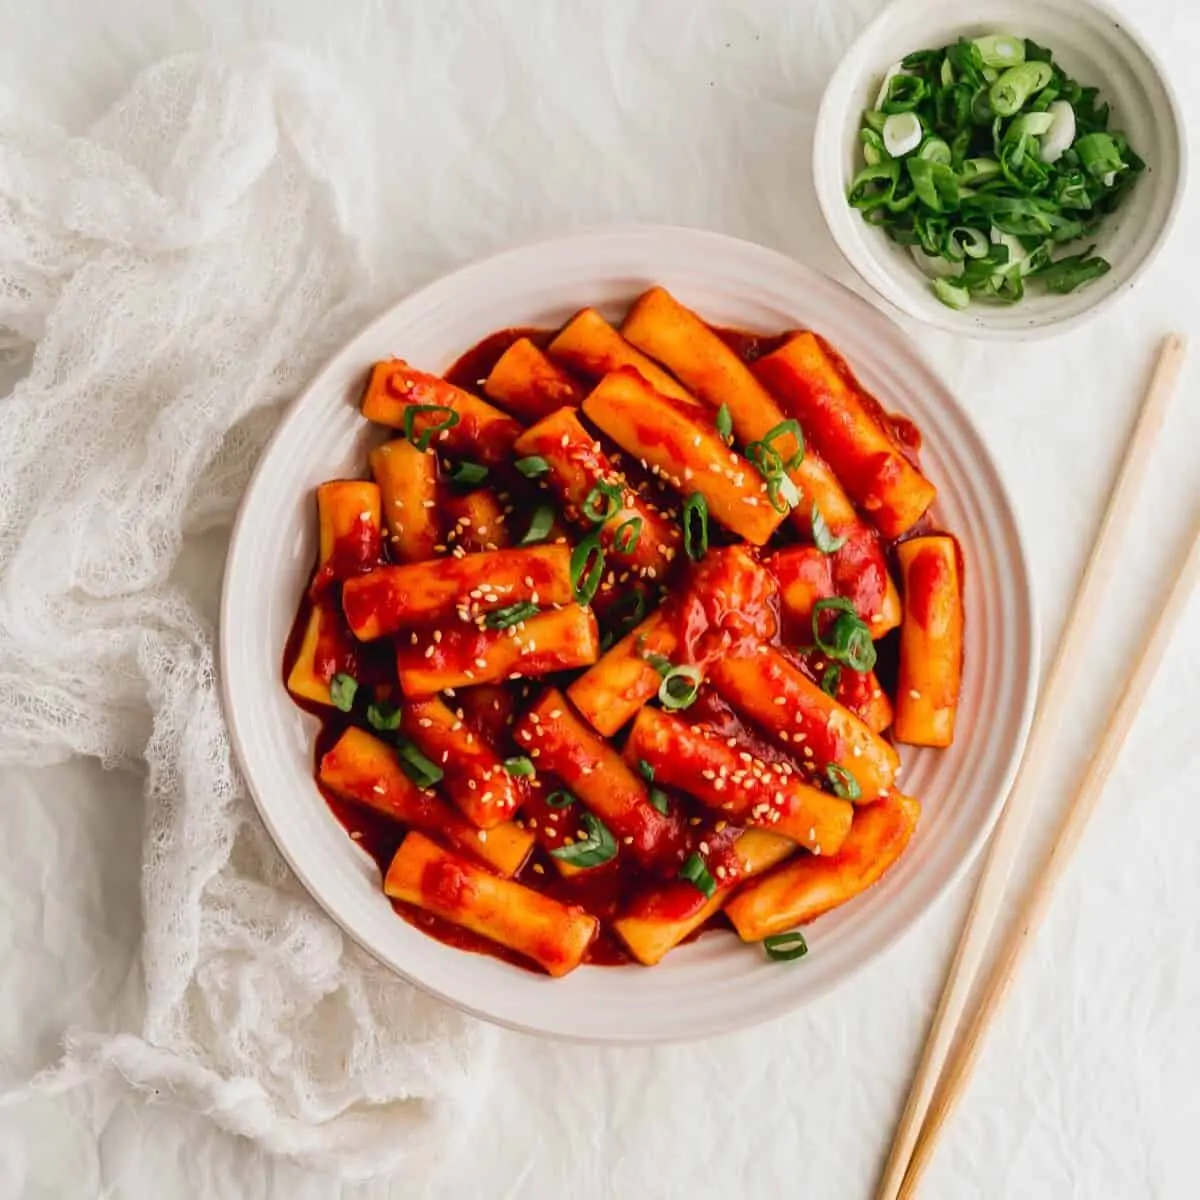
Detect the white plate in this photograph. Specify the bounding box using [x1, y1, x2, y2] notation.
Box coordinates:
[220, 226, 1038, 1042]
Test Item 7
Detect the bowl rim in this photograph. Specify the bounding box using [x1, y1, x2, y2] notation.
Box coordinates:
[219, 223, 1041, 1042]
[812, 0, 1190, 340]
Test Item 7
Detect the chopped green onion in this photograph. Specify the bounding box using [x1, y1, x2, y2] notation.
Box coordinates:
[550, 812, 617, 867]
[972, 34, 1025, 69]
[329, 673, 358, 712]
[882, 74, 928, 113]
[448, 460, 487, 486]
[1033, 247, 1111, 294]
[678, 852, 717, 899]
[760, 420, 804, 470]
[582, 481, 623, 524]
[767, 473, 802, 514]
[746, 421, 804, 513]
[515, 455, 551, 478]
[1074, 131, 1125, 181]
[636, 761, 670, 814]
[883, 111, 923, 158]
[820, 665, 842, 697]
[917, 136, 952, 165]
[402, 404, 460, 453]
[811, 504, 847, 554]
[504, 756, 535, 777]
[715, 403, 733, 442]
[367, 700, 402, 731]
[658, 664, 702, 710]
[933, 278, 970, 310]
[396, 738, 444, 788]
[763, 930, 809, 961]
[682, 493, 708, 561]
[545, 789, 576, 809]
[825, 763, 862, 801]
[613, 516, 643, 555]
[848, 37, 1139, 309]
[518, 504, 555, 545]
[641, 648, 674, 677]
[570, 530, 606, 606]
[988, 61, 1052, 117]
[483, 601, 541, 630]
[812, 597, 877, 674]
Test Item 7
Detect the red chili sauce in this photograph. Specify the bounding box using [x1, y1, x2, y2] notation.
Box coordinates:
[283, 320, 959, 973]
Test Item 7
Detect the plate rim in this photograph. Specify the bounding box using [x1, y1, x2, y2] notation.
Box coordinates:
[219, 223, 1041, 1042]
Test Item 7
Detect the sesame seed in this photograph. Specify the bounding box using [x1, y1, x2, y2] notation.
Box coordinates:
[853, 746, 863, 757]
[422, 500, 436, 509]
[350, 830, 363, 840]
[622, 836, 634, 845]
[418, 718, 432, 728]
[773, 695, 786, 706]
[474, 657, 488, 669]
[909, 689, 922, 700]
[477, 830, 488, 842]
[372, 783, 386, 795]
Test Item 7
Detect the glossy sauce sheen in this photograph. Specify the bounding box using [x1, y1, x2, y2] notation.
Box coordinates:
[284, 321, 958, 972]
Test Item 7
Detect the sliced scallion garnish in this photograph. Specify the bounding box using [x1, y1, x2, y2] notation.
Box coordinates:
[396, 738, 444, 788]
[515, 455, 551, 478]
[812, 597, 877, 674]
[518, 504, 555, 545]
[582, 481, 623, 524]
[550, 812, 617, 867]
[367, 700, 402, 731]
[402, 404, 460, 453]
[811, 504, 847, 554]
[825, 763, 862, 801]
[570, 530, 606, 606]
[658, 664, 702, 710]
[483, 601, 540, 630]
[448, 460, 487, 486]
[682, 492, 708, 560]
[715, 403, 733, 443]
[763, 930, 809, 961]
[329, 672, 358, 712]
[504, 756, 535, 777]
[678, 852, 717, 899]
[820, 665, 842, 698]
[613, 516, 643, 555]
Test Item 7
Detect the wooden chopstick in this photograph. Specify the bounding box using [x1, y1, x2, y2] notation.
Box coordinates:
[898, 507, 1200, 1196]
[875, 333, 1188, 1200]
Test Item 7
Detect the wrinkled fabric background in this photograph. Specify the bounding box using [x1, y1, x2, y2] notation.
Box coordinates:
[1, 0, 1198, 1197]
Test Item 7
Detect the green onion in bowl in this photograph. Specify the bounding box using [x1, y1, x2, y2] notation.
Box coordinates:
[846, 35, 1144, 310]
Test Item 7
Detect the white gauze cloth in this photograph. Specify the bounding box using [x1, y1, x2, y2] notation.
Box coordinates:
[0, 45, 495, 1179]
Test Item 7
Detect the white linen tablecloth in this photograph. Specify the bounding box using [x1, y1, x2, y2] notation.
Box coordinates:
[1, 0, 1198, 1196]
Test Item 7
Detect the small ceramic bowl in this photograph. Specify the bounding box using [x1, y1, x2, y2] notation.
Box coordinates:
[813, 0, 1186, 339]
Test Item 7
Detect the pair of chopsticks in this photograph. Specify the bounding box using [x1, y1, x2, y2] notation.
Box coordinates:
[876, 334, 1194, 1200]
